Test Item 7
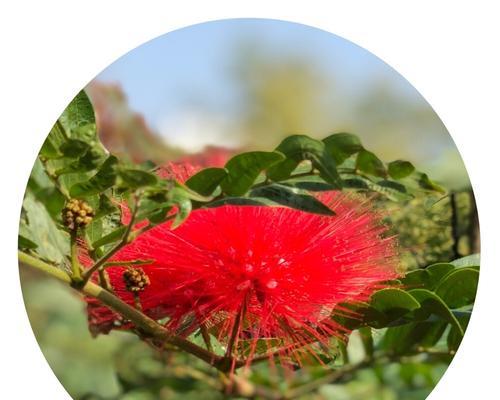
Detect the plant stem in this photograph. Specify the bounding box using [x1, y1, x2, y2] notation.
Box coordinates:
[450, 192, 460, 259]
[284, 358, 372, 399]
[81, 195, 141, 285]
[200, 322, 213, 352]
[18, 250, 237, 373]
[70, 230, 82, 283]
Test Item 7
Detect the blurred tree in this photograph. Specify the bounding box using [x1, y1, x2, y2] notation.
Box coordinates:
[86, 82, 182, 164]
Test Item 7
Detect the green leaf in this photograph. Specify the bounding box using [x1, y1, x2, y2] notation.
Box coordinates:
[171, 196, 192, 229]
[18, 234, 38, 250]
[435, 268, 479, 308]
[356, 149, 387, 177]
[55, 148, 105, 175]
[58, 90, 96, 134]
[448, 315, 470, 351]
[172, 182, 213, 203]
[40, 120, 67, 159]
[401, 263, 455, 291]
[92, 226, 126, 249]
[118, 168, 158, 190]
[268, 135, 342, 187]
[451, 254, 480, 268]
[426, 263, 455, 284]
[417, 172, 446, 193]
[370, 288, 420, 323]
[185, 167, 228, 196]
[382, 322, 438, 355]
[281, 175, 337, 192]
[388, 160, 415, 179]
[59, 139, 91, 158]
[323, 132, 363, 164]
[358, 327, 374, 359]
[21, 195, 69, 263]
[205, 197, 276, 208]
[250, 184, 335, 216]
[221, 151, 285, 196]
[409, 289, 464, 337]
[70, 156, 118, 197]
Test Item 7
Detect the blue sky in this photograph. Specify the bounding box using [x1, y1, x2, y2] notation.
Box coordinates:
[91, 19, 468, 187]
[95, 18, 417, 136]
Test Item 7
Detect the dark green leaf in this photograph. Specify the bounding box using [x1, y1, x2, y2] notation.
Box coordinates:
[21, 195, 69, 263]
[18, 234, 38, 250]
[92, 226, 126, 249]
[185, 167, 228, 196]
[358, 327, 374, 358]
[435, 268, 479, 308]
[370, 288, 420, 323]
[356, 149, 387, 177]
[401, 263, 455, 291]
[281, 175, 337, 192]
[268, 135, 342, 187]
[118, 168, 158, 190]
[70, 156, 118, 197]
[250, 184, 335, 216]
[382, 322, 433, 354]
[388, 160, 415, 179]
[55, 148, 105, 175]
[409, 289, 464, 336]
[221, 151, 285, 196]
[323, 132, 363, 164]
[205, 197, 276, 208]
[417, 172, 446, 193]
[58, 90, 96, 133]
[59, 139, 91, 158]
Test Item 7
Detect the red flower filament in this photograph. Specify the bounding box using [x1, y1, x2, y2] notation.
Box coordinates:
[85, 167, 399, 366]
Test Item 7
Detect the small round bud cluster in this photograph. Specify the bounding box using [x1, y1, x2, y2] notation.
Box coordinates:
[123, 267, 150, 293]
[62, 198, 94, 230]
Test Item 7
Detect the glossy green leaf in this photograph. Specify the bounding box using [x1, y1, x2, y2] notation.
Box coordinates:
[55, 148, 105, 175]
[92, 226, 126, 249]
[281, 175, 337, 192]
[409, 289, 464, 337]
[323, 132, 363, 164]
[356, 149, 387, 177]
[268, 135, 342, 187]
[58, 90, 96, 133]
[205, 196, 276, 208]
[221, 151, 284, 196]
[70, 156, 118, 197]
[18, 234, 38, 250]
[435, 268, 479, 308]
[185, 167, 228, 196]
[382, 322, 439, 355]
[417, 172, 446, 193]
[370, 288, 420, 323]
[59, 139, 91, 158]
[388, 160, 415, 179]
[401, 263, 456, 291]
[250, 184, 335, 215]
[118, 168, 158, 189]
[21, 195, 69, 263]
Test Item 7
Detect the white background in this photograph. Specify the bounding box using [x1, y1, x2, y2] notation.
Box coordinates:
[1, 1, 499, 399]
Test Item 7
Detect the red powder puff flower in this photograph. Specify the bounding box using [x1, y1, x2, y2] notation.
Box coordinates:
[84, 164, 399, 366]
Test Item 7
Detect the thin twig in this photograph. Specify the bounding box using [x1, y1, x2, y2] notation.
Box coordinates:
[81, 195, 142, 285]
[18, 251, 236, 373]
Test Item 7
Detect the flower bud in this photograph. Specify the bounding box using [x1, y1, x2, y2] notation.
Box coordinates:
[62, 199, 95, 231]
[123, 267, 150, 293]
